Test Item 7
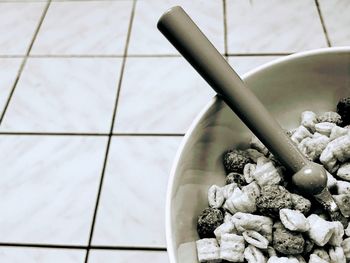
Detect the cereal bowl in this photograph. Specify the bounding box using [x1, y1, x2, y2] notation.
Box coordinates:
[166, 47, 350, 263]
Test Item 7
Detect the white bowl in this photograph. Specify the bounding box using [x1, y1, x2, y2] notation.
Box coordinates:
[166, 47, 350, 263]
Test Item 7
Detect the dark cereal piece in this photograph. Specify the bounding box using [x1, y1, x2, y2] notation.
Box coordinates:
[226, 172, 246, 187]
[256, 185, 293, 218]
[273, 225, 305, 255]
[291, 193, 312, 215]
[197, 208, 224, 239]
[317, 111, 343, 126]
[303, 239, 314, 254]
[337, 97, 350, 126]
[223, 149, 251, 173]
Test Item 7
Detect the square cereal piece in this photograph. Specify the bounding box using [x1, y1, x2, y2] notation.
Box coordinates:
[220, 233, 244, 262]
[196, 238, 220, 262]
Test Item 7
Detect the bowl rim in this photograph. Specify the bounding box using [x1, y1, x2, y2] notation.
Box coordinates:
[165, 46, 350, 263]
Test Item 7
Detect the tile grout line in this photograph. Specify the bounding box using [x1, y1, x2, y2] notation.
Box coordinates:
[0, 132, 109, 136]
[83, 1, 137, 262]
[314, 0, 331, 47]
[0, 0, 134, 2]
[0, 242, 167, 251]
[0, 0, 51, 125]
[0, 132, 185, 137]
[0, 53, 291, 59]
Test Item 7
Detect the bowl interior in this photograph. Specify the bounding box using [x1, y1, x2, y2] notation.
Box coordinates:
[167, 48, 350, 263]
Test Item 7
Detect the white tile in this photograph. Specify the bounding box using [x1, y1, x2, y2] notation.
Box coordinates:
[92, 136, 182, 247]
[228, 56, 282, 76]
[226, 0, 328, 53]
[31, 1, 132, 55]
[114, 57, 215, 133]
[0, 247, 85, 263]
[0, 58, 22, 116]
[88, 250, 168, 263]
[318, 0, 350, 46]
[0, 135, 108, 245]
[0, 2, 45, 55]
[0, 58, 122, 133]
[128, 0, 224, 55]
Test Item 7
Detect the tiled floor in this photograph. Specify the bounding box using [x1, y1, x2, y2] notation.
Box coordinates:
[0, 0, 348, 262]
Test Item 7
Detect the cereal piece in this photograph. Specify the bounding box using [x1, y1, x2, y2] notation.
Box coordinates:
[197, 208, 224, 238]
[244, 245, 267, 263]
[333, 194, 350, 217]
[224, 211, 232, 223]
[224, 187, 256, 214]
[337, 180, 350, 194]
[244, 163, 257, 184]
[251, 136, 269, 155]
[222, 183, 238, 200]
[196, 238, 220, 263]
[337, 97, 350, 126]
[308, 254, 328, 263]
[332, 135, 350, 162]
[220, 233, 245, 262]
[256, 185, 293, 218]
[273, 221, 284, 230]
[312, 248, 330, 261]
[320, 134, 350, 173]
[319, 143, 338, 173]
[214, 221, 236, 242]
[267, 256, 298, 263]
[329, 221, 344, 246]
[298, 133, 330, 161]
[279, 208, 310, 232]
[267, 246, 277, 257]
[330, 125, 349, 141]
[257, 156, 270, 166]
[208, 185, 225, 208]
[272, 224, 305, 255]
[246, 148, 265, 163]
[306, 214, 334, 246]
[326, 171, 338, 190]
[318, 111, 343, 125]
[243, 230, 269, 249]
[301, 111, 318, 132]
[290, 126, 312, 144]
[345, 223, 350, 236]
[342, 237, 350, 260]
[226, 172, 247, 187]
[242, 182, 261, 201]
[223, 149, 251, 173]
[329, 246, 346, 263]
[232, 212, 273, 242]
[337, 162, 350, 181]
[294, 255, 306, 263]
[253, 161, 283, 186]
[290, 193, 311, 215]
[315, 122, 336, 136]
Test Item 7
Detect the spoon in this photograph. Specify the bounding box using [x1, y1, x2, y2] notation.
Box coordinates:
[157, 6, 346, 225]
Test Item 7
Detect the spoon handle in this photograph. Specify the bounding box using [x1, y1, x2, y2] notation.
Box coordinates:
[157, 6, 308, 173]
